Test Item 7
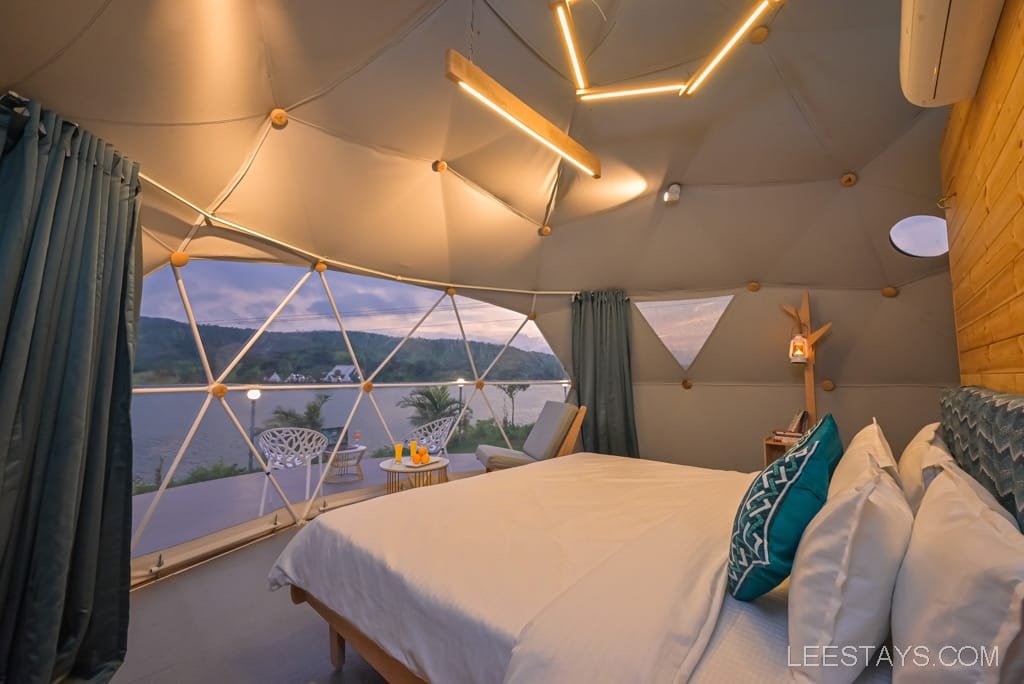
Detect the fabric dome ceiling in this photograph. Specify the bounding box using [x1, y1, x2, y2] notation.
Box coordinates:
[0, 0, 946, 293]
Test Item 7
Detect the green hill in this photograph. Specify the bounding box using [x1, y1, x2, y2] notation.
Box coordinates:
[134, 317, 565, 385]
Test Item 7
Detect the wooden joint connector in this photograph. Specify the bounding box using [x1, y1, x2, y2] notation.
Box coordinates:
[270, 108, 289, 128]
[170, 251, 190, 268]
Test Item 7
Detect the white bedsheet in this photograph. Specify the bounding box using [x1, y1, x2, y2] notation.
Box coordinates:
[269, 453, 756, 683]
[693, 583, 892, 684]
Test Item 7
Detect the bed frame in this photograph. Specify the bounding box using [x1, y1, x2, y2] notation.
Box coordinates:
[290, 585, 426, 683]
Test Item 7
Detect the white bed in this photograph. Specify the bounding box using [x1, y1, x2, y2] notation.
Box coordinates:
[269, 453, 892, 682]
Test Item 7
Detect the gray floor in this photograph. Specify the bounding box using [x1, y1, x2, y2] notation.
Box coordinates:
[115, 529, 386, 684]
[132, 453, 483, 555]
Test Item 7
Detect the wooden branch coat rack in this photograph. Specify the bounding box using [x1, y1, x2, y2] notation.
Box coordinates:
[781, 291, 832, 423]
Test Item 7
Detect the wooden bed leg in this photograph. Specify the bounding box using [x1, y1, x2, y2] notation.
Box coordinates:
[329, 625, 346, 671]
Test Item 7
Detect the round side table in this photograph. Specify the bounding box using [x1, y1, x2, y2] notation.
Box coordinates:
[379, 457, 450, 494]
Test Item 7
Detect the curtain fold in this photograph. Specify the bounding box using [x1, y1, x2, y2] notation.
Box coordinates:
[571, 289, 639, 457]
[0, 97, 140, 683]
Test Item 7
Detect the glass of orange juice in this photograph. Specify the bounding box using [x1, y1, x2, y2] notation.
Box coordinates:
[394, 443, 403, 463]
[409, 440, 418, 460]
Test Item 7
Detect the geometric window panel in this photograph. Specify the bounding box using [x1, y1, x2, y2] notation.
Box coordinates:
[130, 257, 570, 560]
[635, 296, 733, 369]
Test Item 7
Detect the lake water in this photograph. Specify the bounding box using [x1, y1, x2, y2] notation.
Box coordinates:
[131, 384, 565, 486]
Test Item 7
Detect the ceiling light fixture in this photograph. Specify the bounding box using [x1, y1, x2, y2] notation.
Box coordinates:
[663, 183, 681, 205]
[551, 1, 588, 90]
[446, 49, 601, 178]
[683, 0, 783, 96]
[577, 83, 689, 102]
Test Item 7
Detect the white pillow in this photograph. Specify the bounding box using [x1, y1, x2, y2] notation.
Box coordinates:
[789, 460, 913, 684]
[892, 466, 1024, 683]
[896, 423, 954, 513]
[828, 419, 899, 497]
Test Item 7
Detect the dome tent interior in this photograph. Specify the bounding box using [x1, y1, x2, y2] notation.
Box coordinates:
[0, 0, 958, 464]
[8, 0, 1024, 682]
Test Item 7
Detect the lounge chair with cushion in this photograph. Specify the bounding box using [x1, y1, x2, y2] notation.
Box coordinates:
[476, 401, 586, 472]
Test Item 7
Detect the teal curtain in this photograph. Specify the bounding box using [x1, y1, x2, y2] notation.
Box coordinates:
[571, 289, 639, 457]
[0, 96, 140, 683]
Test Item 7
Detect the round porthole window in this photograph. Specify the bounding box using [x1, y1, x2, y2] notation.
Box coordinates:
[889, 215, 949, 257]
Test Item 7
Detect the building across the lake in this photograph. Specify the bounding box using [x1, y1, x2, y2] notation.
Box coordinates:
[322, 364, 357, 383]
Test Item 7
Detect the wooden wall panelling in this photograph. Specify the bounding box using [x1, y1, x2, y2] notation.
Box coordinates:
[942, 0, 1024, 389]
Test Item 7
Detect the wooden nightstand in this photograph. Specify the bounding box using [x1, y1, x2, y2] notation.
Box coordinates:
[763, 437, 792, 468]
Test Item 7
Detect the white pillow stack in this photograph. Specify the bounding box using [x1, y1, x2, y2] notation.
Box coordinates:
[891, 463, 1024, 684]
[827, 419, 899, 497]
[895, 422, 954, 513]
[789, 422, 914, 684]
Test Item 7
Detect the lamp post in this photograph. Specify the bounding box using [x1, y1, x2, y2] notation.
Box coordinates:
[246, 388, 261, 472]
[561, 380, 570, 400]
[456, 378, 466, 408]
[456, 378, 466, 435]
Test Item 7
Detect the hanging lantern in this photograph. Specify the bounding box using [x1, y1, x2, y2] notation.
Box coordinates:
[789, 334, 809, 363]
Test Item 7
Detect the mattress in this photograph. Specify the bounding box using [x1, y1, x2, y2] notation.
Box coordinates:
[270, 453, 757, 682]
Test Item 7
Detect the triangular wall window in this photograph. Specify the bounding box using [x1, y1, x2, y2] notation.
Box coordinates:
[635, 296, 733, 369]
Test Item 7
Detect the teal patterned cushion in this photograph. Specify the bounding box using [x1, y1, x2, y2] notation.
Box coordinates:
[728, 414, 844, 601]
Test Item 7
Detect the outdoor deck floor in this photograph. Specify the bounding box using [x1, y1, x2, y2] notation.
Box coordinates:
[132, 452, 483, 556]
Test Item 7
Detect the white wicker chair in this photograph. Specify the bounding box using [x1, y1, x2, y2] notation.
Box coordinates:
[404, 416, 458, 456]
[256, 427, 327, 515]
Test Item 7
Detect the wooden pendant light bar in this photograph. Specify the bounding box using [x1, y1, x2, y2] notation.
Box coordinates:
[683, 0, 783, 96]
[445, 49, 601, 178]
[577, 82, 689, 101]
[550, 0, 588, 90]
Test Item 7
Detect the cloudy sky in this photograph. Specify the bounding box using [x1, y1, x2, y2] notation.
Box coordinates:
[141, 261, 553, 352]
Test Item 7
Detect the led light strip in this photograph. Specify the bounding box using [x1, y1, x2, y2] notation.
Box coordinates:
[552, 0, 588, 90]
[577, 83, 689, 101]
[446, 49, 601, 178]
[683, 0, 779, 95]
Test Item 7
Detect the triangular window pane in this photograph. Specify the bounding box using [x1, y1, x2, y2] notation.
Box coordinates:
[136, 266, 206, 385]
[225, 270, 354, 385]
[453, 295, 534, 376]
[322, 271, 473, 383]
[480, 319, 566, 382]
[635, 296, 733, 370]
[184, 260, 304, 380]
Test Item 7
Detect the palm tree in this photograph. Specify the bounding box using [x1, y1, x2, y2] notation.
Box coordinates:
[263, 393, 331, 430]
[398, 387, 461, 426]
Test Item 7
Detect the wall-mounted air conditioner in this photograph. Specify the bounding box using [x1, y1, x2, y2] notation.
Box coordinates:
[900, 0, 1005, 107]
